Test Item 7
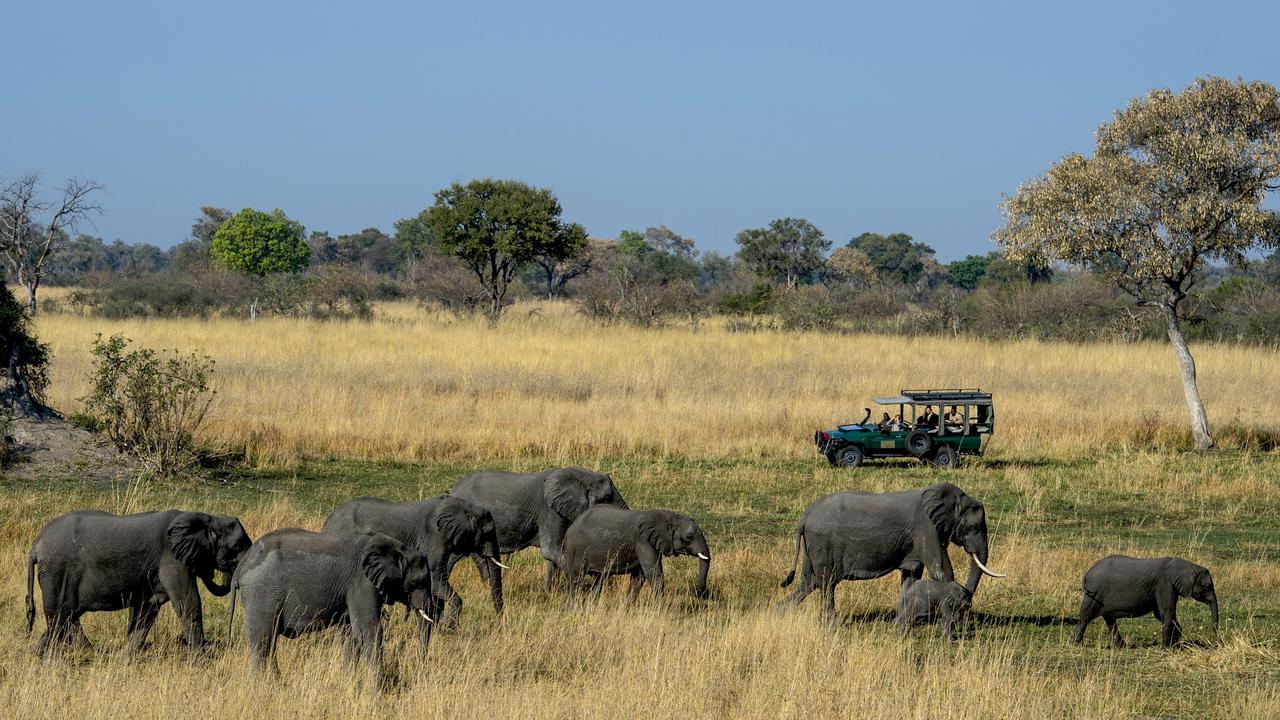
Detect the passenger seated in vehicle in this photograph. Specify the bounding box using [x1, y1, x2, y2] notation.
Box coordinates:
[889, 414, 907, 432]
[918, 406, 938, 430]
[945, 406, 963, 428]
[877, 412, 892, 431]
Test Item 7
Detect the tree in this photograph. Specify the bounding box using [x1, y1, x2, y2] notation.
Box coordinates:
[0, 173, 104, 313]
[416, 179, 587, 321]
[946, 254, 991, 290]
[847, 232, 936, 285]
[825, 246, 875, 288]
[531, 241, 595, 298]
[995, 77, 1280, 451]
[734, 217, 830, 288]
[169, 207, 231, 274]
[211, 208, 310, 320]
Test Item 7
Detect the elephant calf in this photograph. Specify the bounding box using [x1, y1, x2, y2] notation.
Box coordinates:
[1072, 555, 1219, 649]
[228, 529, 434, 679]
[895, 563, 972, 641]
[26, 509, 252, 657]
[561, 506, 710, 602]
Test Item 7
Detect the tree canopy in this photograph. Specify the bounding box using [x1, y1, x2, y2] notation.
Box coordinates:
[211, 208, 310, 277]
[734, 217, 830, 288]
[417, 179, 586, 320]
[994, 76, 1280, 450]
[847, 232, 936, 285]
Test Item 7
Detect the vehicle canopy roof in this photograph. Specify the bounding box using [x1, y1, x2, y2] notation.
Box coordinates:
[873, 389, 992, 405]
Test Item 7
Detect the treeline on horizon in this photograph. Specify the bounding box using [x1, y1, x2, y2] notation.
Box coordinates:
[22, 205, 1280, 345]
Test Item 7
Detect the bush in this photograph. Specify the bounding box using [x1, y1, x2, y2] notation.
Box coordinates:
[772, 286, 841, 332]
[0, 278, 51, 413]
[81, 334, 216, 475]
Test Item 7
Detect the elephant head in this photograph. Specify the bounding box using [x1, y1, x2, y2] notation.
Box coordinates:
[435, 497, 506, 568]
[920, 483, 1005, 593]
[1173, 560, 1219, 634]
[544, 467, 629, 521]
[361, 534, 435, 622]
[166, 512, 253, 597]
[638, 511, 711, 598]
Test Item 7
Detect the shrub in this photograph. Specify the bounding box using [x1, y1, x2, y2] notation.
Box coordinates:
[0, 277, 51, 413]
[772, 286, 841, 332]
[81, 334, 216, 475]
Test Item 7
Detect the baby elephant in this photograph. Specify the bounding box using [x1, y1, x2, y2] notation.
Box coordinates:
[561, 506, 710, 602]
[1072, 555, 1219, 649]
[228, 529, 434, 680]
[895, 562, 972, 640]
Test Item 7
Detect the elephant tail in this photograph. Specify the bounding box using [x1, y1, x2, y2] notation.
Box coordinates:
[780, 526, 804, 588]
[25, 548, 37, 635]
[225, 577, 239, 644]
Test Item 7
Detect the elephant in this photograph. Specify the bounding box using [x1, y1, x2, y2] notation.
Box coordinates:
[560, 506, 711, 602]
[448, 467, 628, 609]
[322, 495, 506, 636]
[895, 561, 972, 640]
[1071, 555, 1219, 649]
[226, 528, 434, 679]
[779, 482, 1004, 624]
[25, 509, 252, 657]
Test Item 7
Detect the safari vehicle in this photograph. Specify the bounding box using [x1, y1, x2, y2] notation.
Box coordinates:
[814, 389, 993, 469]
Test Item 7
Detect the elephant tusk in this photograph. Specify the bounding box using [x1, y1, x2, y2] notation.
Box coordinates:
[696, 553, 710, 561]
[418, 609, 435, 624]
[971, 553, 1006, 578]
[491, 558, 511, 570]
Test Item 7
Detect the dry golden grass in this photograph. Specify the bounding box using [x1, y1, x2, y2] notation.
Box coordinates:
[5, 300, 1279, 719]
[31, 300, 1280, 465]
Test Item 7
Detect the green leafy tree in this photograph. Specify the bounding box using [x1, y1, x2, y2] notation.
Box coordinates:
[946, 254, 990, 290]
[416, 179, 587, 321]
[0, 276, 51, 417]
[995, 77, 1280, 450]
[734, 217, 830, 288]
[847, 232, 936, 285]
[211, 208, 309, 319]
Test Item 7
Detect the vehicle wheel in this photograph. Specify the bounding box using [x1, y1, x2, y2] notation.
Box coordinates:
[835, 445, 864, 468]
[825, 449, 839, 466]
[931, 444, 958, 469]
[905, 430, 933, 457]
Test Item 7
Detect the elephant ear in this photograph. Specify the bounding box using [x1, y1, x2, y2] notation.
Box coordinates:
[361, 536, 405, 602]
[544, 469, 590, 520]
[435, 499, 474, 551]
[920, 483, 962, 540]
[638, 513, 676, 556]
[167, 512, 216, 573]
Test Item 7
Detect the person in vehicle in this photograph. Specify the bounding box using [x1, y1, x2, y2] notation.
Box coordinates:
[877, 412, 892, 431]
[889, 414, 906, 432]
[945, 406, 964, 427]
[918, 406, 939, 430]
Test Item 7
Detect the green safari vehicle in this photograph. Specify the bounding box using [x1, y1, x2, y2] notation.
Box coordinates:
[814, 389, 993, 469]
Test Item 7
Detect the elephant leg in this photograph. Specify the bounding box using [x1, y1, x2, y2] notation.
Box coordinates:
[538, 520, 570, 592]
[625, 573, 646, 603]
[124, 599, 161, 654]
[587, 573, 607, 603]
[1157, 593, 1182, 648]
[1072, 595, 1102, 644]
[544, 561, 559, 593]
[819, 576, 839, 627]
[244, 610, 279, 674]
[1103, 616, 1125, 649]
[159, 565, 205, 651]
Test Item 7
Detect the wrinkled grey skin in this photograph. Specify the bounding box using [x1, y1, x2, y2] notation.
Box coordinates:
[895, 561, 972, 641]
[561, 506, 711, 603]
[227, 529, 433, 681]
[323, 495, 502, 638]
[26, 509, 251, 657]
[1072, 555, 1219, 649]
[780, 483, 998, 625]
[449, 467, 628, 608]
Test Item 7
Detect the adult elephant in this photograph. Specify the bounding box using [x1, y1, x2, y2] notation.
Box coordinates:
[561, 506, 711, 602]
[448, 467, 628, 607]
[323, 495, 506, 636]
[227, 529, 434, 681]
[26, 509, 252, 656]
[779, 482, 1005, 624]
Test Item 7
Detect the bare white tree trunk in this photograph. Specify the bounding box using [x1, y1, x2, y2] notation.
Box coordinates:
[1162, 304, 1214, 451]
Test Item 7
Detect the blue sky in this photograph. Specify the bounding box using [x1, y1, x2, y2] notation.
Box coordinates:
[2, 1, 1277, 261]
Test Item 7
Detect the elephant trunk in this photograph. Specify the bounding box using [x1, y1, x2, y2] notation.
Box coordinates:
[963, 537, 991, 595]
[1207, 591, 1219, 635]
[692, 534, 711, 598]
[200, 568, 233, 597]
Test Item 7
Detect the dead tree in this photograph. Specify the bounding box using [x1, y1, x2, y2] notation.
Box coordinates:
[0, 173, 104, 314]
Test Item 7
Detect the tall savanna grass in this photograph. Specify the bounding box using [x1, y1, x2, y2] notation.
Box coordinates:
[32, 300, 1280, 464]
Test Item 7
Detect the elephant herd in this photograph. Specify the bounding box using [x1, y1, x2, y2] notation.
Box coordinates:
[24, 468, 1220, 681]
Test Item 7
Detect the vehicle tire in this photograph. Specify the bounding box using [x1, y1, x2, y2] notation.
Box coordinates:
[931, 444, 958, 469]
[905, 430, 933, 457]
[835, 445, 864, 468]
[825, 448, 839, 466]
